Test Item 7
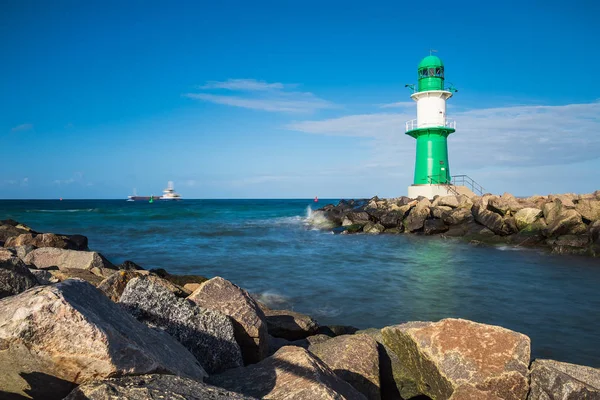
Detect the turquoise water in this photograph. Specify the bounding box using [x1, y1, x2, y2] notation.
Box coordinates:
[2, 199, 600, 367]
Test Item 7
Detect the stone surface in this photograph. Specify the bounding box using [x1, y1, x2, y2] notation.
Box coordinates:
[263, 308, 319, 340]
[0, 279, 206, 400]
[0, 248, 38, 298]
[424, 218, 449, 234]
[24, 247, 114, 271]
[48, 267, 108, 286]
[543, 209, 587, 238]
[29, 268, 60, 285]
[379, 211, 404, 228]
[0, 223, 32, 243]
[188, 276, 269, 365]
[438, 195, 460, 208]
[4, 232, 88, 251]
[63, 374, 256, 400]
[381, 318, 530, 400]
[149, 268, 208, 294]
[404, 204, 430, 232]
[119, 276, 243, 374]
[207, 346, 366, 399]
[575, 199, 600, 222]
[443, 207, 474, 225]
[488, 193, 523, 216]
[96, 270, 159, 302]
[10, 245, 37, 262]
[528, 359, 600, 400]
[514, 208, 543, 231]
[363, 222, 385, 234]
[308, 334, 380, 400]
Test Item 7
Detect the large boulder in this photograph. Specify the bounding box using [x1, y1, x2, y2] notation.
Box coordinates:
[487, 193, 523, 216]
[379, 211, 405, 228]
[63, 374, 256, 400]
[575, 198, 600, 222]
[381, 318, 530, 400]
[149, 268, 208, 295]
[0, 279, 206, 400]
[308, 334, 380, 400]
[188, 276, 269, 365]
[543, 209, 587, 238]
[0, 248, 37, 298]
[514, 208, 543, 231]
[443, 207, 474, 225]
[404, 203, 431, 232]
[363, 222, 385, 234]
[528, 359, 600, 399]
[437, 195, 460, 208]
[4, 232, 88, 251]
[263, 308, 319, 341]
[119, 276, 243, 374]
[24, 247, 115, 272]
[473, 197, 516, 236]
[0, 223, 32, 243]
[47, 267, 109, 286]
[424, 219, 449, 235]
[207, 346, 366, 399]
[96, 270, 186, 302]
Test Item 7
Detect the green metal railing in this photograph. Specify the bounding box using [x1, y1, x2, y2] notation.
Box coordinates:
[426, 175, 460, 196]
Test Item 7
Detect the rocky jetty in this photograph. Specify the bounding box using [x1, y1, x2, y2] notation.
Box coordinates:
[0, 218, 599, 399]
[310, 191, 600, 257]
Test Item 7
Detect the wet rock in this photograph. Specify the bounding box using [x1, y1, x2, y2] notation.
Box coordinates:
[0, 248, 38, 298]
[575, 198, 600, 222]
[207, 346, 366, 400]
[528, 359, 600, 399]
[424, 218, 449, 235]
[264, 308, 319, 341]
[473, 197, 516, 236]
[24, 247, 115, 272]
[308, 334, 380, 400]
[0, 279, 207, 400]
[347, 211, 371, 224]
[119, 276, 243, 374]
[548, 235, 591, 255]
[514, 208, 543, 231]
[363, 222, 385, 234]
[381, 318, 530, 400]
[379, 211, 404, 228]
[63, 374, 256, 400]
[188, 276, 269, 365]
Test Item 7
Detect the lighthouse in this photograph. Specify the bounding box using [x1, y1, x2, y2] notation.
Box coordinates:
[405, 53, 459, 199]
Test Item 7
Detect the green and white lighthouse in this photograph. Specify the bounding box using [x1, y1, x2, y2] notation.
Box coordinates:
[406, 53, 459, 199]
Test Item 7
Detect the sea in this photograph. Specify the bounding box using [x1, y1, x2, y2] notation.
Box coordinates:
[2, 199, 599, 367]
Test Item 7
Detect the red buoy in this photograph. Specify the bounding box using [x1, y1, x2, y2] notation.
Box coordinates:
[314, 196, 318, 202]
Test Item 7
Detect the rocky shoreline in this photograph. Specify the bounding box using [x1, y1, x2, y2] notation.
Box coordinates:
[1, 219, 599, 399]
[309, 191, 600, 257]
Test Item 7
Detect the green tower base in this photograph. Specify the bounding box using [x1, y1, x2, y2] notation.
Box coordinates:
[406, 127, 455, 185]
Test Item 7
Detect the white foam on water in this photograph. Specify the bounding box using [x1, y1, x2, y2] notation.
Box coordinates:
[312, 305, 342, 318]
[27, 208, 96, 213]
[255, 290, 291, 309]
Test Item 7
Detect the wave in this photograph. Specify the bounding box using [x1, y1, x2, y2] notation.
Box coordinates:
[254, 290, 291, 309]
[26, 208, 97, 213]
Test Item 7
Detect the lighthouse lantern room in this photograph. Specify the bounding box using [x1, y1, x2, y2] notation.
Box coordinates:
[405, 53, 459, 199]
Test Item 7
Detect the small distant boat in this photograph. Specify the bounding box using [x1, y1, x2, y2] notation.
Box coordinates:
[314, 196, 319, 202]
[127, 181, 182, 201]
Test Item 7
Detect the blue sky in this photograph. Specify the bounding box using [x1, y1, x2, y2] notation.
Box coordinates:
[1, 0, 599, 199]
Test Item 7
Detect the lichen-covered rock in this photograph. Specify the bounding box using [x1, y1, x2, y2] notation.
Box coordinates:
[119, 276, 243, 374]
[0, 279, 206, 400]
[263, 308, 319, 340]
[188, 276, 269, 365]
[308, 334, 380, 400]
[0, 248, 37, 298]
[24, 247, 115, 271]
[63, 374, 256, 400]
[207, 346, 366, 399]
[514, 208, 543, 231]
[528, 359, 600, 399]
[381, 318, 530, 400]
[363, 222, 385, 234]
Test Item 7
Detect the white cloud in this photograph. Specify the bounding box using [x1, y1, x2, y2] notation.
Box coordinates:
[11, 123, 33, 133]
[287, 101, 600, 170]
[230, 175, 289, 187]
[185, 79, 335, 113]
[199, 79, 287, 91]
[21, 177, 29, 187]
[52, 172, 90, 186]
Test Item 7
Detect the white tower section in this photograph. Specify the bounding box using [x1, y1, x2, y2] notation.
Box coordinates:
[406, 91, 455, 131]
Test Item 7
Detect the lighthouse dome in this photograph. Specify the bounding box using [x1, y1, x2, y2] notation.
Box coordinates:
[418, 55, 444, 69]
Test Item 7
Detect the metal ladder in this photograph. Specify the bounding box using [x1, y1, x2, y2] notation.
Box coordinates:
[451, 175, 486, 196]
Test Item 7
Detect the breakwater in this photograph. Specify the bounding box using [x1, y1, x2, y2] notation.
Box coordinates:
[310, 192, 600, 257]
[1, 218, 599, 399]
